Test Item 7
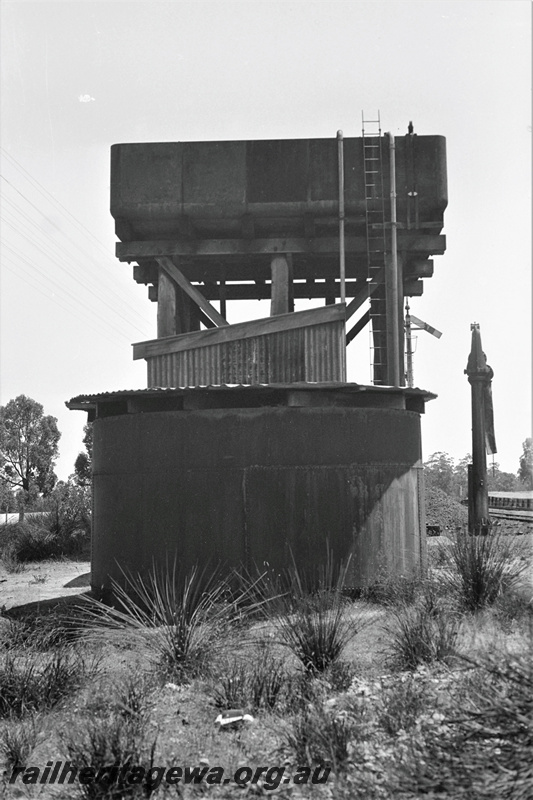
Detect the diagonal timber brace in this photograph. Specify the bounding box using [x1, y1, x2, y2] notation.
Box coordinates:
[345, 267, 384, 322]
[346, 310, 370, 344]
[156, 256, 228, 328]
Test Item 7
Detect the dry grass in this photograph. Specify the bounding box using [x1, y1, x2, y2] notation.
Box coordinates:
[0, 545, 530, 799]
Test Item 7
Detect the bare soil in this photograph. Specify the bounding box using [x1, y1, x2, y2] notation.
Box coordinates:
[0, 559, 90, 613]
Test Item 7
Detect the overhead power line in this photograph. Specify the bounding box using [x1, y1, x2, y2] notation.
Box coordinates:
[0, 174, 149, 332]
[1, 244, 134, 343]
[0, 147, 154, 333]
[1, 207, 149, 337]
[2, 259, 132, 345]
[1, 147, 118, 258]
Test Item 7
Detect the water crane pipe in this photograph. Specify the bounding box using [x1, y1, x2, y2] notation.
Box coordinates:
[388, 133, 400, 386]
[337, 130, 346, 304]
[465, 323, 495, 534]
[405, 300, 414, 387]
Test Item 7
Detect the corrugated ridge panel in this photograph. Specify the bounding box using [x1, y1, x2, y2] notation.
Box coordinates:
[304, 319, 346, 381]
[145, 317, 346, 387]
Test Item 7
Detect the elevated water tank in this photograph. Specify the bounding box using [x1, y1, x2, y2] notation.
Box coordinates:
[110, 136, 447, 240]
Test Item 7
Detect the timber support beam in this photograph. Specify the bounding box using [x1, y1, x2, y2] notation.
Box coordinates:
[117, 234, 446, 261]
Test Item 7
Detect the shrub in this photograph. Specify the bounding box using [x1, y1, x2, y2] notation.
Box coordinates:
[112, 674, 154, 724]
[0, 540, 26, 573]
[0, 521, 53, 564]
[494, 589, 533, 630]
[322, 659, 356, 693]
[278, 604, 355, 673]
[11, 525, 59, 561]
[396, 652, 533, 800]
[448, 530, 529, 612]
[452, 652, 533, 799]
[282, 670, 326, 714]
[0, 519, 89, 570]
[378, 672, 437, 735]
[427, 538, 454, 569]
[44, 482, 91, 550]
[210, 659, 249, 709]
[0, 484, 90, 566]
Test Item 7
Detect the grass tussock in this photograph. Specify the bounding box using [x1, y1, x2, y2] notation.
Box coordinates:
[1, 610, 84, 652]
[112, 673, 155, 724]
[447, 530, 529, 612]
[257, 553, 373, 674]
[0, 715, 40, 771]
[60, 714, 159, 799]
[283, 702, 358, 772]
[0, 527, 530, 799]
[78, 562, 262, 683]
[210, 647, 288, 712]
[0, 648, 100, 718]
[385, 586, 461, 671]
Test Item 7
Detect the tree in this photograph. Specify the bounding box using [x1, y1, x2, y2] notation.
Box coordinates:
[0, 395, 60, 502]
[47, 478, 91, 541]
[486, 461, 520, 492]
[424, 452, 456, 495]
[518, 438, 533, 489]
[454, 454, 471, 500]
[0, 477, 16, 513]
[73, 422, 93, 486]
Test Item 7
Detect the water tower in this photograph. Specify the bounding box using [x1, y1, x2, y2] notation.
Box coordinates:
[68, 120, 447, 598]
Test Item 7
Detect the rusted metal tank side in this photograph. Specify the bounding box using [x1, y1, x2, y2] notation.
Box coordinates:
[91, 405, 425, 597]
[110, 136, 447, 237]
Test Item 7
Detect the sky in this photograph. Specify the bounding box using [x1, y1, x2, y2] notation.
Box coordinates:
[0, 0, 531, 480]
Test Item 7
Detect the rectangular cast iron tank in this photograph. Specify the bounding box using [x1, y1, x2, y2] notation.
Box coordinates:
[133, 305, 346, 387]
[111, 135, 447, 239]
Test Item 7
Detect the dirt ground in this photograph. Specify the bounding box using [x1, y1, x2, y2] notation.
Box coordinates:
[0, 559, 91, 612]
[0, 536, 531, 799]
[1, 536, 532, 613]
[0, 522, 531, 614]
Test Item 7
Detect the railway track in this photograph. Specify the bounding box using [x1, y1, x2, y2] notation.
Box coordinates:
[489, 509, 533, 523]
[488, 493, 532, 524]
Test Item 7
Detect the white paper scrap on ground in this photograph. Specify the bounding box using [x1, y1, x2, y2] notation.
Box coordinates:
[215, 710, 255, 728]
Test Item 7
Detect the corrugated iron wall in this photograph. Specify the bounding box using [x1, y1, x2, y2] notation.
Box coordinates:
[91, 403, 426, 598]
[146, 318, 346, 387]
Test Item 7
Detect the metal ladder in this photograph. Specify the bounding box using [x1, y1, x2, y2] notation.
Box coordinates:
[362, 112, 387, 384]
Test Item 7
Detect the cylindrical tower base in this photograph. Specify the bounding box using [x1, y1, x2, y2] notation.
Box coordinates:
[85, 387, 428, 598]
